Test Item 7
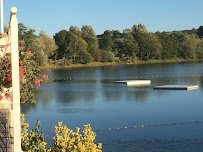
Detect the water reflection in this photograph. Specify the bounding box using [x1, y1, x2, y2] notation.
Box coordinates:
[21, 62, 203, 151]
[199, 76, 203, 91]
[21, 62, 203, 114]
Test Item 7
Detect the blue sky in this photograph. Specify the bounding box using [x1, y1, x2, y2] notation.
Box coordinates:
[3, 0, 203, 37]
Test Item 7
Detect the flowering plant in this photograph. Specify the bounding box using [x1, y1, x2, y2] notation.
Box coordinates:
[0, 45, 48, 104]
[21, 114, 102, 152]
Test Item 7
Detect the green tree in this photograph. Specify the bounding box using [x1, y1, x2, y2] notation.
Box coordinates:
[101, 50, 114, 62]
[133, 31, 162, 60]
[157, 32, 180, 59]
[81, 25, 98, 46]
[182, 34, 199, 59]
[81, 25, 101, 61]
[197, 39, 203, 59]
[112, 38, 124, 57]
[122, 33, 139, 58]
[18, 23, 37, 50]
[77, 50, 93, 64]
[88, 44, 102, 62]
[123, 28, 132, 34]
[29, 37, 47, 65]
[111, 30, 124, 56]
[197, 26, 203, 37]
[99, 30, 113, 52]
[132, 24, 148, 33]
[28, 31, 57, 65]
[172, 32, 187, 58]
[69, 25, 82, 37]
[66, 32, 88, 61]
[81, 25, 96, 37]
[39, 31, 57, 58]
[53, 30, 69, 59]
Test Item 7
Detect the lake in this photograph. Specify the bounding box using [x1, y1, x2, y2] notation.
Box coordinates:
[21, 62, 203, 152]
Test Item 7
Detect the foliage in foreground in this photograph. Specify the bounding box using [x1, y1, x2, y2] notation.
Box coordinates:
[21, 114, 102, 152]
[0, 47, 48, 104]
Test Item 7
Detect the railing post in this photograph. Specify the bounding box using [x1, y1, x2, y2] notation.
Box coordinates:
[10, 7, 21, 151]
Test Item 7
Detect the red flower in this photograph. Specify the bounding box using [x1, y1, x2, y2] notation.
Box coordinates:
[20, 61, 26, 65]
[42, 74, 49, 80]
[6, 94, 12, 100]
[4, 44, 9, 48]
[35, 79, 40, 88]
[19, 46, 24, 50]
[35, 79, 40, 84]
[6, 74, 12, 81]
[19, 73, 24, 79]
[19, 66, 24, 74]
[29, 53, 34, 57]
[26, 50, 34, 57]
[42, 75, 46, 79]
[0, 95, 3, 100]
[19, 61, 23, 65]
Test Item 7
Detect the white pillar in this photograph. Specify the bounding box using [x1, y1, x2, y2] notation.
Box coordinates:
[0, 0, 4, 33]
[10, 7, 21, 152]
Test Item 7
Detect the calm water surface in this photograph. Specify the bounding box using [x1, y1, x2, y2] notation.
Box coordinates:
[21, 62, 203, 152]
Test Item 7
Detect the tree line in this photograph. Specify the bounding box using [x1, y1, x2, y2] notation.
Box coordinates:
[18, 23, 203, 65]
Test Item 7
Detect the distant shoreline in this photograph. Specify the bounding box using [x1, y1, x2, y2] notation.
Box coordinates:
[39, 59, 203, 69]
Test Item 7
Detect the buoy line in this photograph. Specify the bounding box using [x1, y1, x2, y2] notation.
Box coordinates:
[44, 121, 202, 137]
[50, 74, 202, 82]
[94, 120, 201, 132]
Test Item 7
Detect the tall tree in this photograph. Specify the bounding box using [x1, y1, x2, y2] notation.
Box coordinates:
[81, 25, 98, 46]
[88, 44, 101, 62]
[81, 25, 96, 37]
[132, 24, 148, 33]
[69, 25, 82, 37]
[182, 34, 199, 59]
[111, 30, 123, 56]
[172, 32, 187, 58]
[66, 32, 88, 61]
[157, 32, 179, 59]
[99, 30, 113, 52]
[53, 30, 69, 59]
[18, 23, 37, 49]
[133, 30, 162, 60]
[29, 37, 47, 65]
[197, 39, 203, 59]
[39, 31, 57, 58]
[81, 25, 100, 61]
[122, 32, 139, 58]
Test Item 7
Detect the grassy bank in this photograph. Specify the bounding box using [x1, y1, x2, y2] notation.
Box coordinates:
[39, 58, 203, 69]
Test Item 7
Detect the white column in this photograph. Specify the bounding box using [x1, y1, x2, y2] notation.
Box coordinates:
[10, 7, 21, 152]
[0, 0, 4, 33]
